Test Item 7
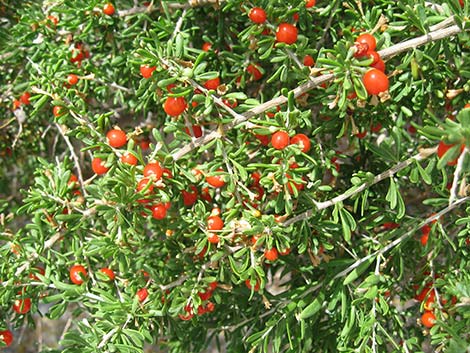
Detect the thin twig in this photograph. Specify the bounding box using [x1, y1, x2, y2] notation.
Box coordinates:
[333, 197, 470, 280]
[55, 123, 88, 197]
[284, 147, 435, 226]
[449, 146, 467, 206]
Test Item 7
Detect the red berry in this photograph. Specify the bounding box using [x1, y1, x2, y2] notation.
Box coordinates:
[204, 77, 220, 90]
[362, 68, 389, 95]
[121, 152, 138, 165]
[247, 64, 263, 81]
[248, 7, 267, 24]
[255, 134, 271, 146]
[151, 203, 167, 220]
[106, 129, 127, 148]
[208, 233, 220, 244]
[276, 23, 298, 45]
[67, 74, 79, 85]
[353, 42, 369, 58]
[47, 15, 59, 26]
[140, 64, 156, 79]
[52, 106, 64, 117]
[208, 281, 218, 291]
[305, 0, 316, 7]
[185, 125, 203, 138]
[202, 42, 212, 51]
[356, 33, 376, 52]
[290, 133, 311, 153]
[421, 311, 436, 328]
[20, 92, 31, 105]
[0, 330, 13, 347]
[136, 288, 148, 302]
[245, 278, 260, 291]
[13, 296, 32, 314]
[99, 268, 115, 281]
[12, 99, 21, 110]
[164, 96, 187, 116]
[271, 131, 290, 150]
[367, 51, 381, 65]
[207, 215, 224, 231]
[420, 233, 429, 246]
[279, 247, 291, 256]
[103, 3, 115, 16]
[198, 290, 213, 301]
[92, 157, 109, 175]
[371, 58, 386, 72]
[29, 266, 45, 281]
[182, 185, 198, 206]
[70, 264, 87, 285]
[303, 54, 315, 67]
[355, 131, 367, 139]
[206, 169, 225, 188]
[264, 247, 278, 261]
[222, 98, 238, 108]
[143, 162, 163, 179]
[437, 141, 464, 166]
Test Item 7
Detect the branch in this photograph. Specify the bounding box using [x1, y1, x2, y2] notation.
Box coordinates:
[283, 147, 436, 226]
[117, 0, 226, 17]
[171, 17, 464, 161]
[332, 196, 470, 281]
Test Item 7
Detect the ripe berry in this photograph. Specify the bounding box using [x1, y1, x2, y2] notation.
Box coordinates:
[204, 77, 220, 90]
[207, 215, 224, 231]
[136, 288, 148, 302]
[143, 162, 163, 180]
[271, 131, 290, 150]
[106, 129, 127, 148]
[99, 268, 115, 281]
[276, 23, 298, 45]
[52, 106, 64, 117]
[245, 278, 260, 292]
[421, 311, 436, 328]
[70, 264, 87, 285]
[67, 74, 79, 85]
[255, 134, 270, 146]
[420, 233, 429, 246]
[103, 3, 115, 16]
[247, 64, 263, 81]
[29, 266, 45, 281]
[206, 169, 225, 188]
[164, 96, 187, 116]
[290, 133, 311, 153]
[371, 58, 386, 72]
[264, 247, 278, 261]
[208, 233, 220, 244]
[368, 51, 381, 65]
[248, 7, 267, 24]
[20, 92, 31, 105]
[182, 185, 198, 206]
[151, 203, 167, 220]
[121, 152, 138, 165]
[0, 330, 13, 347]
[13, 295, 32, 314]
[202, 42, 212, 51]
[140, 64, 156, 79]
[362, 68, 389, 95]
[92, 157, 109, 175]
[185, 125, 203, 138]
[356, 33, 376, 52]
[437, 141, 464, 166]
[303, 54, 315, 67]
[305, 0, 316, 7]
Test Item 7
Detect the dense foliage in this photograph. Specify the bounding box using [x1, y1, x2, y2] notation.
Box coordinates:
[1, 0, 470, 352]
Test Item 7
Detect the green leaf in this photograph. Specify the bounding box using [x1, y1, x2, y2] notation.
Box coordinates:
[299, 292, 325, 320]
[343, 257, 375, 285]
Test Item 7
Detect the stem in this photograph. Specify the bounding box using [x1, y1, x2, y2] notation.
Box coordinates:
[284, 148, 434, 226]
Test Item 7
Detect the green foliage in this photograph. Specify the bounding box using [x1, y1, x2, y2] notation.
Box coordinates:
[1, 0, 470, 352]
